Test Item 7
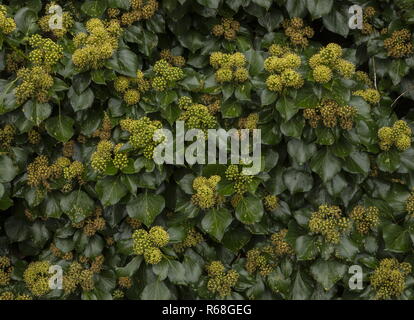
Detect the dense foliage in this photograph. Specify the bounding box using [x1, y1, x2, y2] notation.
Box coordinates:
[1, 0, 414, 300]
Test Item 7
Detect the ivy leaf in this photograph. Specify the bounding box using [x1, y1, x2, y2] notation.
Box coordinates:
[235, 195, 264, 225]
[310, 149, 341, 183]
[81, 0, 107, 17]
[177, 31, 205, 53]
[376, 151, 401, 173]
[95, 176, 128, 206]
[306, 0, 334, 19]
[141, 281, 171, 300]
[322, 7, 349, 37]
[287, 139, 316, 165]
[60, 190, 95, 223]
[107, 48, 141, 77]
[68, 87, 94, 112]
[0, 155, 18, 183]
[201, 208, 233, 241]
[14, 8, 38, 35]
[283, 168, 313, 194]
[383, 223, 411, 253]
[45, 116, 75, 143]
[310, 260, 347, 291]
[295, 235, 318, 260]
[196, 0, 221, 9]
[22, 101, 51, 126]
[276, 96, 300, 121]
[126, 192, 165, 227]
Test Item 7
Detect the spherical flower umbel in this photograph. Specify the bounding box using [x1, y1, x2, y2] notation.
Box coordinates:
[371, 258, 412, 299]
[308, 204, 351, 244]
[378, 120, 412, 151]
[23, 261, 52, 297]
[132, 226, 169, 264]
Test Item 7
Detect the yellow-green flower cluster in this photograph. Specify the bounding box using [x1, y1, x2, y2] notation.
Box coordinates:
[281, 17, 314, 47]
[225, 164, 253, 195]
[72, 207, 106, 237]
[361, 6, 376, 35]
[0, 5, 16, 35]
[355, 71, 373, 87]
[120, 0, 158, 25]
[264, 46, 303, 92]
[349, 205, 379, 234]
[378, 120, 412, 151]
[0, 256, 13, 286]
[383, 29, 413, 58]
[23, 261, 52, 297]
[91, 140, 114, 173]
[151, 59, 184, 91]
[114, 71, 150, 105]
[406, 189, 414, 216]
[210, 52, 249, 83]
[238, 113, 259, 130]
[38, 2, 74, 37]
[245, 248, 273, 276]
[192, 176, 221, 209]
[28, 129, 41, 144]
[120, 117, 164, 159]
[201, 94, 221, 114]
[303, 99, 357, 130]
[246, 229, 293, 276]
[160, 49, 186, 67]
[63, 161, 84, 181]
[50, 243, 73, 261]
[173, 228, 204, 252]
[113, 143, 129, 169]
[132, 226, 169, 264]
[271, 229, 294, 257]
[178, 97, 217, 134]
[118, 276, 133, 289]
[371, 258, 412, 300]
[0, 292, 31, 300]
[6, 51, 25, 73]
[92, 112, 112, 140]
[62, 262, 82, 294]
[0, 124, 15, 150]
[353, 88, 381, 104]
[14, 35, 63, 104]
[27, 155, 52, 189]
[211, 17, 240, 40]
[309, 43, 355, 83]
[15, 66, 54, 104]
[27, 34, 63, 69]
[263, 195, 279, 211]
[72, 18, 122, 70]
[206, 261, 239, 297]
[308, 204, 351, 244]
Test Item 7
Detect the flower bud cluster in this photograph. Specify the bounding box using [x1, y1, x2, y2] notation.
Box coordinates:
[281, 17, 314, 47]
[206, 261, 239, 297]
[211, 17, 240, 40]
[309, 43, 355, 83]
[308, 204, 351, 244]
[132, 226, 169, 264]
[303, 99, 357, 130]
[378, 120, 412, 151]
[209, 52, 249, 83]
[120, 117, 163, 159]
[192, 176, 221, 209]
